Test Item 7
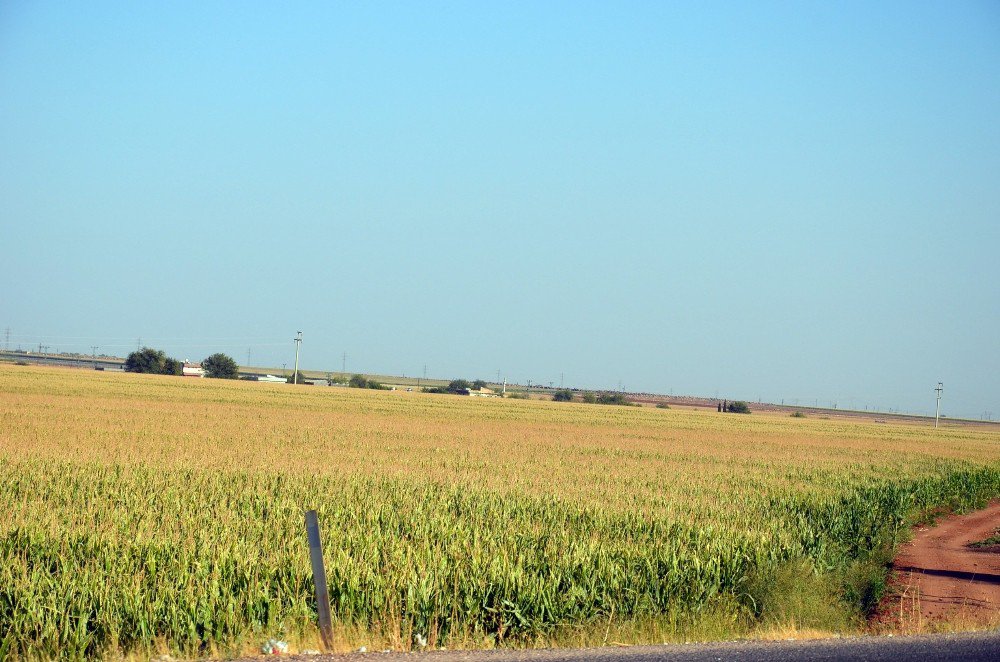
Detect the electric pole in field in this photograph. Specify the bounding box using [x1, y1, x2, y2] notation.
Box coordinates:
[4, 327, 9, 351]
[91, 346, 98, 368]
[293, 331, 303, 384]
[935, 382, 943, 428]
[342, 352, 346, 376]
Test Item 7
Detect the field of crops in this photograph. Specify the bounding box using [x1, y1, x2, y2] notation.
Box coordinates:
[1, 364, 998, 659]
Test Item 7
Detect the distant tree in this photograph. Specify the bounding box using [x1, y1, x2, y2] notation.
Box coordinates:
[203, 353, 239, 379]
[447, 379, 471, 393]
[581, 391, 597, 404]
[596, 392, 632, 406]
[552, 389, 573, 402]
[656, 402, 670, 409]
[727, 401, 751, 414]
[162, 358, 183, 376]
[287, 370, 312, 384]
[423, 379, 480, 395]
[472, 379, 488, 390]
[125, 347, 182, 375]
[348, 374, 389, 390]
[125, 347, 166, 374]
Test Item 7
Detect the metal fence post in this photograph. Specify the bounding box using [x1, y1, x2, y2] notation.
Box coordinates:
[305, 509, 334, 650]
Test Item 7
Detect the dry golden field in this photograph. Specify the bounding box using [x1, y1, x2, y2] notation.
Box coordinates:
[1, 363, 998, 658]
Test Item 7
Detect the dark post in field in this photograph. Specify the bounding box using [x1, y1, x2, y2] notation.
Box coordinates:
[305, 509, 334, 650]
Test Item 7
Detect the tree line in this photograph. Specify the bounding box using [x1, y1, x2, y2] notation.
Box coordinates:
[124, 348, 238, 379]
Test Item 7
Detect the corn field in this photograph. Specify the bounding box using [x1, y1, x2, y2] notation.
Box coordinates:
[1, 364, 998, 658]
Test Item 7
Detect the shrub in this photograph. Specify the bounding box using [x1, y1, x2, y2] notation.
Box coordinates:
[791, 411, 806, 418]
[425, 380, 475, 395]
[656, 402, 670, 409]
[581, 391, 597, 404]
[349, 374, 388, 390]
[727, 401, 751, 414]
[596, 392, 632, 406]
[552, 389, 573, 402]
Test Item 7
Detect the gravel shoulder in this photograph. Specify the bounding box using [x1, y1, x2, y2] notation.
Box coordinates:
[261, 631, 1000, 662]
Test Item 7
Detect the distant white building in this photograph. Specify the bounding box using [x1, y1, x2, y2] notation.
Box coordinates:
[182, 362, 205, 378]
[254, 374, 286, 383]
[464, 387, 499, 398]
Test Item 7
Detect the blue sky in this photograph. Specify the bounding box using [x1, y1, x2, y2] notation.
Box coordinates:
[2, 1, 998, 418]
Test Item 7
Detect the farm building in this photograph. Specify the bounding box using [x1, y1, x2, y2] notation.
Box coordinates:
[182, 362, 205, 378]
[464, 387, 499, 398]
[250, 374, 287, 383]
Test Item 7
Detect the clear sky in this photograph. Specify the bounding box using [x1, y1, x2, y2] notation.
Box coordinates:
[2, 2, 998, 419]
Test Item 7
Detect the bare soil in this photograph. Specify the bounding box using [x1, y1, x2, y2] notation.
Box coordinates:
[874, 501, 1000, 631]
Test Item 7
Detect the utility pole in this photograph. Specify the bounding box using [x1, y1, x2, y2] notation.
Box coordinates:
[293, 331, 303, 384]
[4, 327, 9, 351]
[935, 382, 943, 428]
[91, 346, 98, 368]
[247, 347, 251, 367]
[560, 372, 564, 388]
[342, 352, 346, 376]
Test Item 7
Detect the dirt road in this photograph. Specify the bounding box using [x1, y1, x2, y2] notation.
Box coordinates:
[880, 500, 1000, 628]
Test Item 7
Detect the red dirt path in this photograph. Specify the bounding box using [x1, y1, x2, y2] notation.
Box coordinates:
[877, 501, 1000, 630]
